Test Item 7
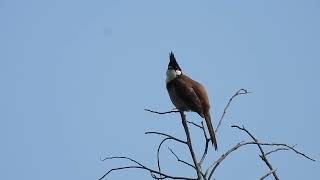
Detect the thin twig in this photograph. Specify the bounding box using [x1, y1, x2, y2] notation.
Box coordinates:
[101, 156, 145, 166]
[199, 121, 210, 165]
[157, 137, 171, 179]
[265, 148, 289, 156]
[200, 139, 210, 166]
[145, 131, 187, 144]
[99, 166, 143, 180]
[168, 147, 195, 169]
[99, 165, 196, 180]
[257, 143, 315, 161]
[215, 89, 250, 134]
[187, 120, 203, 129]
[145, 109, 180, 114]
[260, 169, 277, 180]
[99, 156, 197, 180]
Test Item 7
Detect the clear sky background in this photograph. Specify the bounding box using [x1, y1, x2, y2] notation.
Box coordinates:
[1, 0, 319, 179]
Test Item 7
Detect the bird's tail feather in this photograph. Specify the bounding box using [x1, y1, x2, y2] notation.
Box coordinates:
[204, 113, 218, 150]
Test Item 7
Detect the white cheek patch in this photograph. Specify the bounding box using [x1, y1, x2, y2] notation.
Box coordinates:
[166, 69, 182, 83]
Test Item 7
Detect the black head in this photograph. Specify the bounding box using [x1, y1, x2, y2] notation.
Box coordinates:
[168, 52, 182, 71]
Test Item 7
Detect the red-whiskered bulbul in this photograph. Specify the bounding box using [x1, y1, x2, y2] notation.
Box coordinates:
[166, 52, 218, 150]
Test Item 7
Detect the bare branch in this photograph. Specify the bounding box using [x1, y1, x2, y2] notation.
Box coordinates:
[215, 89, 251, 134]
[206, 132, 315, 180]
[199, 139, 210, 166]
[145, 131, 187, 144]
[198, 122, 210, 166]
[168, 147, 195, 169]
[205, 141, 283, 179]
[187, 120, 211, 166]
[187, 120, 203, 129]
[157, 137, 171, 179]
[265, 148, 289, 156]
[145, 109, 180, 114]
[99, 156, 197, 180]
[147, 131, 189, 179]
[99, 166, 144, 180]
[258, 143, 315, 161]
[207, 141, 251, 179]
[231, 125, 280, 180]
[101, 156, 145, 166]
[260, 169, 277, 180]
[231, 125, 316, 161]
[180, 111, 203, 180]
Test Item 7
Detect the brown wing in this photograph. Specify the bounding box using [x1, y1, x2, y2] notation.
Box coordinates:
[179, 75, 218, 150]
[180, 75, 210, 111]
[171, 75, 204, 116]
[190, 79, 211, 112]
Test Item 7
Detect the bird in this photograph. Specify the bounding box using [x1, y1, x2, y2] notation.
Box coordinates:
[166, 52, 218, 150]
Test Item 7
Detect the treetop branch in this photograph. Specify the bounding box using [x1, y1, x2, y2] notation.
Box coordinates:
[144, 109, 180, 114]
[215, 89, 251, 134]
[101, 88, 315, 180]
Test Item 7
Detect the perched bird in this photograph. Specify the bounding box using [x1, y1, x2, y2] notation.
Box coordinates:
[166, 52, 218, 150]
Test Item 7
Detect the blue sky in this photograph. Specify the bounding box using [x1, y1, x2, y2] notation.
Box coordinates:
[0, 0, 319, 179]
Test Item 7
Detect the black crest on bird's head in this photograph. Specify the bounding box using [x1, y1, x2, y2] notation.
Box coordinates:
[168, 52, 181, 71]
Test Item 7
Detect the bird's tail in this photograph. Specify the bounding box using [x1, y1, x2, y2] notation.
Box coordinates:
[204, 113, 218, 150]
